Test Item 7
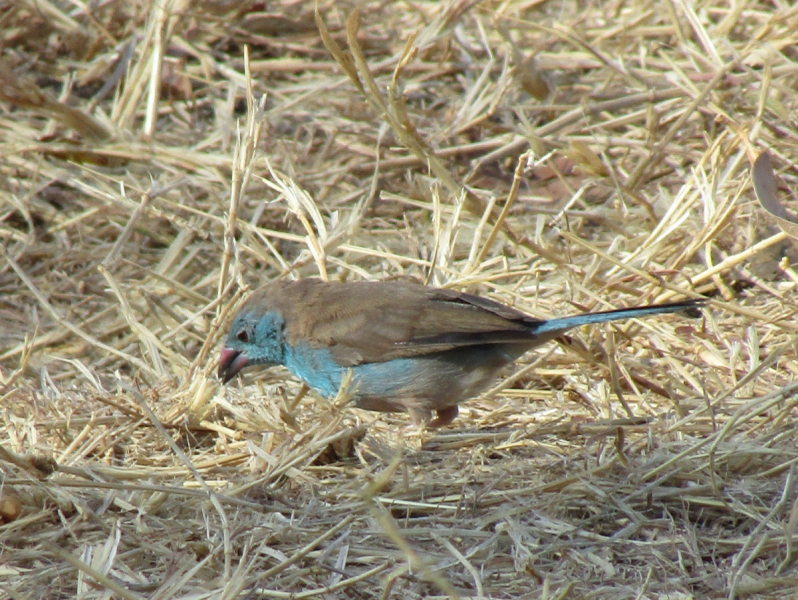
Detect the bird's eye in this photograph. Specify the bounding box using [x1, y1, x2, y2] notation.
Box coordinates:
[237, 330, 249, 343]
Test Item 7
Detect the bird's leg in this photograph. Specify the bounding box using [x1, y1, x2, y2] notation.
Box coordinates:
[428, 405, 459, 428]
[406, 406, 433, 429]
[406, 405, 459, 429]
[288, 383, 310, 411]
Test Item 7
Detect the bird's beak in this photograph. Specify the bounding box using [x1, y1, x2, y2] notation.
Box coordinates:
[218, 347, 249, 383]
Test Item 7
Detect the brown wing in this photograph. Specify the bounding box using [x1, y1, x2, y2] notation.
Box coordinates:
[248, 278, 543, 367]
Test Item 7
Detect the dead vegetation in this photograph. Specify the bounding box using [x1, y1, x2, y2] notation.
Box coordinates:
[2, 0, 798, 598]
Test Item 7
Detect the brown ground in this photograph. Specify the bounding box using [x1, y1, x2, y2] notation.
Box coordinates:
[2, 1, 798, 598]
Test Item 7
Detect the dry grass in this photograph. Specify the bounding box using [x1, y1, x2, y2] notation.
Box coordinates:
[2, 0, 798, 598]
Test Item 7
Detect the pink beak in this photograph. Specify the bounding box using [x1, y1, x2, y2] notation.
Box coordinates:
[218, 348, 249, 383]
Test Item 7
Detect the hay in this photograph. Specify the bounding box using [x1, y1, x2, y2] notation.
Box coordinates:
[2, 0, 797, 598]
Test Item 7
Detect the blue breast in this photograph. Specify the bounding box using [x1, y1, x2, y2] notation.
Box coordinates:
[283, 343, 344, 397]
[283, 342, 425, 399]
[282, 341, 522, 404]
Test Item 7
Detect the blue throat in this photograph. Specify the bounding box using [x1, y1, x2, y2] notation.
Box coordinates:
[283, 343, 344, 398]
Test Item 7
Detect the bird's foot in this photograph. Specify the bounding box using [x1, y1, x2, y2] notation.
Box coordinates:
[406, 405, 459, 430]
[428, 405, 459, 428]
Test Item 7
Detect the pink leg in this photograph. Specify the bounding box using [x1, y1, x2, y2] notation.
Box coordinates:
[407, 406, 432, 428]
[428, 405, 459, 428]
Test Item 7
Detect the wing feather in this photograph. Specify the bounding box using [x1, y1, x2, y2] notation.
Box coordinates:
[246, 279, 542, 367]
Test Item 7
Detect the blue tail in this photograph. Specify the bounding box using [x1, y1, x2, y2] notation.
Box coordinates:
[533, 300, 703, 337]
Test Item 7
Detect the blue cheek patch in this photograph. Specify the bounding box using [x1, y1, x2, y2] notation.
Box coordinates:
[245, 311, 286, 365]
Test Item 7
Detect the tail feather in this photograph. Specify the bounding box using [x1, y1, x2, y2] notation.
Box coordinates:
[532, 299, 704, 337]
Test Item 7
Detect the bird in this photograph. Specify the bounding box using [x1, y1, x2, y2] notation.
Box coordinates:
[218, 278, 703, 428]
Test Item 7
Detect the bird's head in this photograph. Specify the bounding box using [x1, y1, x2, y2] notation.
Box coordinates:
[218, 310, 286, 384]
